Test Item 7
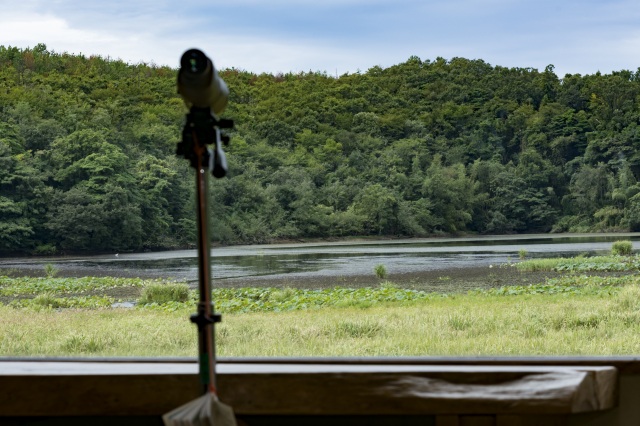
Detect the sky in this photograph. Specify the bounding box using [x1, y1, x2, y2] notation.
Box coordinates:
[1, 0, 640, 77]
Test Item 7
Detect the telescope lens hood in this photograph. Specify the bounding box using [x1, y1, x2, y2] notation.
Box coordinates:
[181, 49, 208, 74]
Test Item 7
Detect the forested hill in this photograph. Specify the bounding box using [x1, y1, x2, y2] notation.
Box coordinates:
[1, 44, 640, 254]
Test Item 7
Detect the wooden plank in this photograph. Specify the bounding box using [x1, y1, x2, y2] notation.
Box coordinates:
[219, 369, 612, 415]
[436, 415, 459, 426]
[0, 362, 617, 417]
[0, 374, 201, 416]
[459, 416, 495, 426]
[496, 415, 569, 426]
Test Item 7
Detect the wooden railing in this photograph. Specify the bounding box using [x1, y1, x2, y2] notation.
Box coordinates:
[0, 357, 630, 425]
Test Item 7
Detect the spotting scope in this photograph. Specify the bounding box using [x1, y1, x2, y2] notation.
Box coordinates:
[177, 48, 229, 115]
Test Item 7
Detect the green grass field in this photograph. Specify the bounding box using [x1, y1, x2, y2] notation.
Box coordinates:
[2, 284, 640, 356]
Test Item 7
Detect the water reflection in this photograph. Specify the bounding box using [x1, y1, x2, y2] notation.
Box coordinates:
[1, 233, 639, 282]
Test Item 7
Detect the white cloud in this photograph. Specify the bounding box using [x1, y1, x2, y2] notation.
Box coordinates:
[1, 0, 640, 76]
[0, 14, 117, 46]
[167, 32, 376, 74]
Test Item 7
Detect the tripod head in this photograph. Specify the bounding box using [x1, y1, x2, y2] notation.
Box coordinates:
[176, 49, 233, 178]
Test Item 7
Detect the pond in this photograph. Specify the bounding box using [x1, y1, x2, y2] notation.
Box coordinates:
[1, 233, 639, 288]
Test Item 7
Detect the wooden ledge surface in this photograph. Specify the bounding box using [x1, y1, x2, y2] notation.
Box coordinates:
[0, 362, 617, 416]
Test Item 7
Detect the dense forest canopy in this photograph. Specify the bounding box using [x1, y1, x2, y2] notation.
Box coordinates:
[2, 44, 640, 254]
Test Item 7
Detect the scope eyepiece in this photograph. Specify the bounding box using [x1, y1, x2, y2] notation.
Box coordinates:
[181, 49, 209, 74]
[177, 48, 229, 115]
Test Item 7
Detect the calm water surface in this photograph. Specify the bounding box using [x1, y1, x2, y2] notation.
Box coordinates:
[2, 233, 640, 283]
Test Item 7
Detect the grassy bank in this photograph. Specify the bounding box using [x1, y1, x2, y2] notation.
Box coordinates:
[515, 254, 640, 272]
[219, 284, 640, 356]
[1, 278, 640, 356]
[1, 282, 640, 356]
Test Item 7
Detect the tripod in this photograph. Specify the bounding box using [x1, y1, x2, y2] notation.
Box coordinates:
[177, 106, 233, 394]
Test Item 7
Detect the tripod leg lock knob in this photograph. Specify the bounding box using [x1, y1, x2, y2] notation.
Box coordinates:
[190, 312, 222, 329]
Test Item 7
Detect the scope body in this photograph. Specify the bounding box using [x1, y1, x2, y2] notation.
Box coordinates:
[177, 48, 229, 115]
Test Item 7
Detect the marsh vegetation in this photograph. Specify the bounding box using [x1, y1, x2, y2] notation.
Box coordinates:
[2, 251, 640, 356]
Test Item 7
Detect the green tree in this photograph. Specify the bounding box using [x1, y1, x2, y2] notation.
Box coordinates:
[352, 184, 399, 235]
[422, 155, 476, 233]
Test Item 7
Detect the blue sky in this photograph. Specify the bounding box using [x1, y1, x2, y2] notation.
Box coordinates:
[2, 0, 640, 77]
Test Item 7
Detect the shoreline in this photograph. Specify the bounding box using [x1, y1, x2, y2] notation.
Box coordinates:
[2, 231, 639, 260]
